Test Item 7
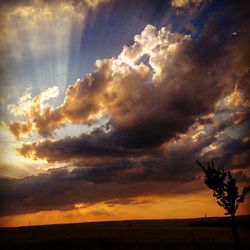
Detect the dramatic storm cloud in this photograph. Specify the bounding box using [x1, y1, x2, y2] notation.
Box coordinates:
[14, 20, 249, 163]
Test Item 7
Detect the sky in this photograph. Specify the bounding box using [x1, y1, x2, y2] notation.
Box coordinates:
[0, 0, 249, 227]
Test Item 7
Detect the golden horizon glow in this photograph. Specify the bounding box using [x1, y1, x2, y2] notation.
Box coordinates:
[1, 191, 249, 228]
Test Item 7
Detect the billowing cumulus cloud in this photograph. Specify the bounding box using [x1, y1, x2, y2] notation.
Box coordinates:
[7, 25, 190, 138]
[8, 86, 59, 117]
[11, 15, 250, 162]
[8, 14, 247, 139]
[6, 87, 59, 138]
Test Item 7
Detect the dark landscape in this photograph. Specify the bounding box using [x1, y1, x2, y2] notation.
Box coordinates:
[1, 216, 250, 250]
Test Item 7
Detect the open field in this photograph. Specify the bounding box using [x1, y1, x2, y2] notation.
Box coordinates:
[0, 216, 250, 250]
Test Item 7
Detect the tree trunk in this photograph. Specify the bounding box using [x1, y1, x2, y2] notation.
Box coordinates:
[231, 214, 241, 250]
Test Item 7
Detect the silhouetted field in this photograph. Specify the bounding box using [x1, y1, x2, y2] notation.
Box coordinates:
[0, 216, 250, 250]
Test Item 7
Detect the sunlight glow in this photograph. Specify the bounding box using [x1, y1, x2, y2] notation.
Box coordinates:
[3, 1, 88, 88]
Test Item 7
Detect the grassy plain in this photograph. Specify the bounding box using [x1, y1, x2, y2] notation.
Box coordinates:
[0, 216, 249, 250]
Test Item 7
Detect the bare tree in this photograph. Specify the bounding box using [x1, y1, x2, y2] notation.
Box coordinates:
[196, 161, 249, 250]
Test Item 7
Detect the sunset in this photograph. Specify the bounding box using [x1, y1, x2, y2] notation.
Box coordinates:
[0, 0, 249, 249]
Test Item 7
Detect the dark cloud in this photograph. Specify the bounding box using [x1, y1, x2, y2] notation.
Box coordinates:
[1, 125, 249, 216]
[0, 160, 202, 216]
[2, 117, 249, 216]
[232, 150, 250, 169]
[233, 170, 250, 183]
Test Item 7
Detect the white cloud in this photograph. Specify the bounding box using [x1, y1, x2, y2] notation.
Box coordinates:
[117, 24, 191, 81]
[171, 0, 209, 8]
[8, 86, 59, 118]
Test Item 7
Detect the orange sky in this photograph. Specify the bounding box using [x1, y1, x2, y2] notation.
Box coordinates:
[1, 191, 249, 227]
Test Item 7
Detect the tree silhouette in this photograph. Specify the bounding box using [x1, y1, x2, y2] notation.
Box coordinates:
[196, 161, 249, 250]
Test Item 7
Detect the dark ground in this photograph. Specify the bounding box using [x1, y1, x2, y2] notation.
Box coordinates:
[0, 216, 249, 250]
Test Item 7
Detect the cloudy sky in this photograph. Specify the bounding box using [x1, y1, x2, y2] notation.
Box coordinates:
[0, 0, 249, 227]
